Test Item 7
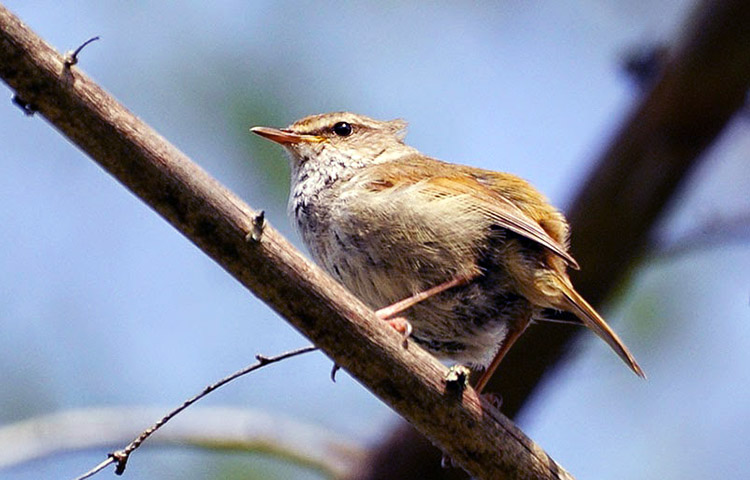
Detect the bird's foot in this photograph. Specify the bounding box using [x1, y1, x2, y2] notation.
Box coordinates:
[381, 316, 412, 348]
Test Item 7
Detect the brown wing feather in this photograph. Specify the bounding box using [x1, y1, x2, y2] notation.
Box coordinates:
[360, 159, 643, 376]
[419, 175, 580, 269]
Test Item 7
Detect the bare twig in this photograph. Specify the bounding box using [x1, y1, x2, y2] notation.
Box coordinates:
[63, 35, 99, 68]
[0, 5, 574, 479]
[76, 346, 317, 477]
[74, 458, 115, 480]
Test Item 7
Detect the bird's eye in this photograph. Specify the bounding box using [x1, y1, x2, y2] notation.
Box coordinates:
[332, 122, 353, 137]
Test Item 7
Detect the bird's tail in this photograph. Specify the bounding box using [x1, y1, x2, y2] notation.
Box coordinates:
[556, 276, 646, 378]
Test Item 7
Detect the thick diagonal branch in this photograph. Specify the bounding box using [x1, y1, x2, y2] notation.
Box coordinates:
[0, 5, 574, 480]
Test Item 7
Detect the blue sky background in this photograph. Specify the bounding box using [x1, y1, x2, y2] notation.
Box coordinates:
[1, 1, 749, 479]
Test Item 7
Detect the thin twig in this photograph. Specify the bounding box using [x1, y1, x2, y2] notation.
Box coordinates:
[63, 35, 99, 68]
[71, 346, 316, 479]
[73, 457, 115, 480]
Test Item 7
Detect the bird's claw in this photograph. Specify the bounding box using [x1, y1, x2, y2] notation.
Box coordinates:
[386, 317, 412, 348]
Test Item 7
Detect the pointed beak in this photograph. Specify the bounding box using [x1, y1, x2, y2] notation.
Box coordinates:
[250, 126, 325, 145]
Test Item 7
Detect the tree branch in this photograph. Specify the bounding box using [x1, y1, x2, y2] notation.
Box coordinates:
[88, 346, 318, 477]
[0, 4, 573, 479]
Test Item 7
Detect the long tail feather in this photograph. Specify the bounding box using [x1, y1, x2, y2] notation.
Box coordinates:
[555, 277, 646, 378]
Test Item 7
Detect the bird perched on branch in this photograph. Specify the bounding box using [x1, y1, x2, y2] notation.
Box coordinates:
[253, 112, 644, 393]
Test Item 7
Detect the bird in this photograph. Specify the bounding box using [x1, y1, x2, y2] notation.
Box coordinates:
[251, 112, 644, 393]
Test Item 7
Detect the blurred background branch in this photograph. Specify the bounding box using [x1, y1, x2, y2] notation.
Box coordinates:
[0, 407, 365, 479]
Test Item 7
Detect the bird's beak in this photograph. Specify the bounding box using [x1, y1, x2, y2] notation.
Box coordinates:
[250, 126, 325, 145]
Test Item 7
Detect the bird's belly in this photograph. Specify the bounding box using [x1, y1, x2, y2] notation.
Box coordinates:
[303, 222, 533, 368]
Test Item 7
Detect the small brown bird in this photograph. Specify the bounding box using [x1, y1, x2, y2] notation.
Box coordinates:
[252, 112, 644, 392]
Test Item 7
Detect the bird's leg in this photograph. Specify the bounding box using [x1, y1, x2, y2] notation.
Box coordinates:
[335, 274, 464, 378]
[375, 274, 475, 346]
[473, 322, 529, 394]
[376, 274, 475, 320]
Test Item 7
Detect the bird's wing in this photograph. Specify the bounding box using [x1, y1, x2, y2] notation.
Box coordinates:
[417, 175, 580, 268]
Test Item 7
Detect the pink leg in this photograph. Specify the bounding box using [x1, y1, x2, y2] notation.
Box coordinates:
[473, 324, 526, 394]
[376, 274, 474, 320]
[376, 274, 475, 347]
